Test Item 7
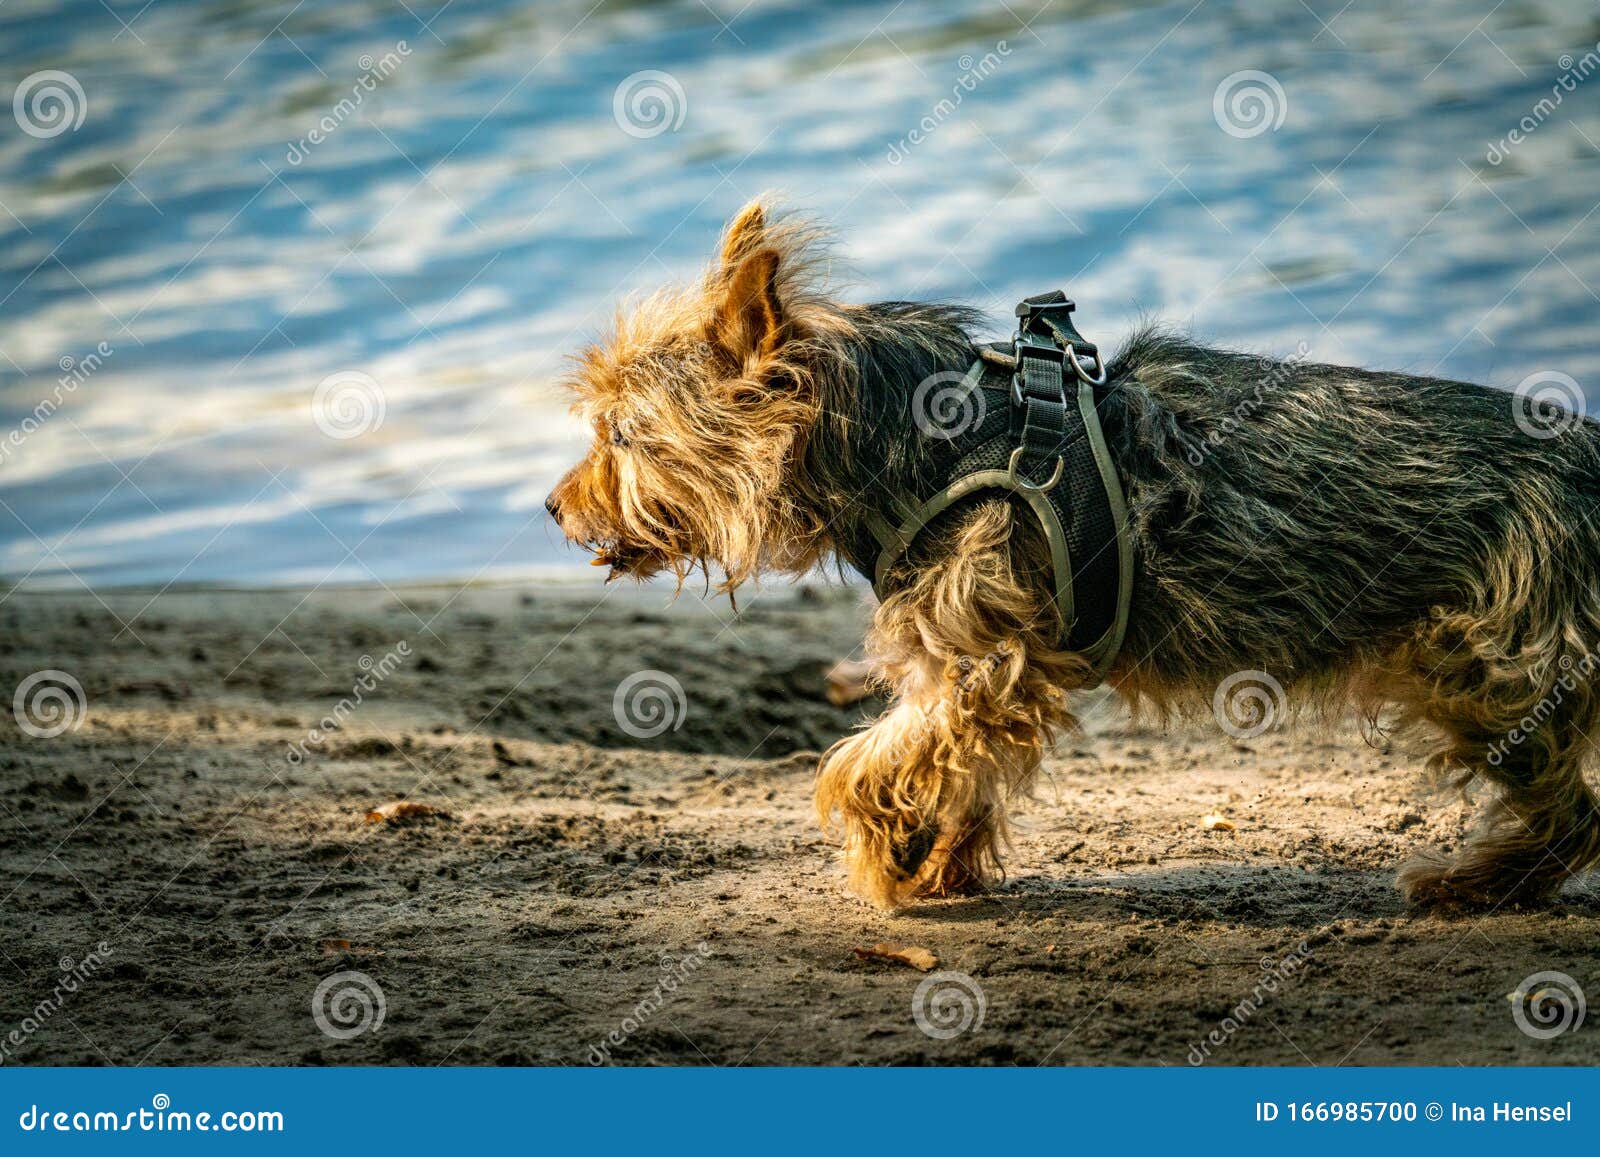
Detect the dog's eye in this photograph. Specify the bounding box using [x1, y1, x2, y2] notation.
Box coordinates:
[609, 425, 628, 448]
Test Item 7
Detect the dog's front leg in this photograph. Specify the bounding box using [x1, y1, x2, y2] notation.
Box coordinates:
[815, 504, 1081, 908]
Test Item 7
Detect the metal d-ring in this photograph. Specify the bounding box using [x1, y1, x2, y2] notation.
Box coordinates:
[1065, 341, 1108, 387]
[1007, 445, 1065, 493]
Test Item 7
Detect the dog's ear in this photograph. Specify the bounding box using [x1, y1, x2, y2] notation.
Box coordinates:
[715, 245, 784, 361]
[718, 200, 768, 271]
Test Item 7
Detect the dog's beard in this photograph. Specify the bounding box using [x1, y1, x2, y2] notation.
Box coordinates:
[589, 543, 659, 582]
[588, 538, 695, 584]
[587, 501, 709, 583]
[589, 541, 742, 602]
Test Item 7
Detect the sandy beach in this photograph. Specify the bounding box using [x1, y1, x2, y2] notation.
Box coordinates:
[1, 581, 1596, 1066]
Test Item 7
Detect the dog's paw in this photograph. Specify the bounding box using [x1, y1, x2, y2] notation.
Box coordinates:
[1398, 853, 1555, 911]
[846, 824, 939, 911]
[918, 851, 985, 898]
[894, 824, 991, 902]
[891, 825, 938, 878]
[1398, 858, 1481, 911]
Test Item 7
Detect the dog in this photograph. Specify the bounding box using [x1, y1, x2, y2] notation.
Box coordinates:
[545, 197, 1600, 912]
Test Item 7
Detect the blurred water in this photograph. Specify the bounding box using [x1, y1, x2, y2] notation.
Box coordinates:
[1, 0, 1597, 589]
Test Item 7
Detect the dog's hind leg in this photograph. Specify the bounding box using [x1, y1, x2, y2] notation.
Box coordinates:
[815, 502, 1082, 908]
[1393, 607, 1600, 910]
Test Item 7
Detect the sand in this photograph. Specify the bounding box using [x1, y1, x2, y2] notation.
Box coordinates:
[1, 581, 1596, 1066]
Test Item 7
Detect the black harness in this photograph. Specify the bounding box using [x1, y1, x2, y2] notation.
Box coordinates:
[842, 291, 1134, 684]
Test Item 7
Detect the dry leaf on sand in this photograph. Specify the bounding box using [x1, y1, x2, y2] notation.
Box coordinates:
[1201, 814, 1236, 832]
[853, 942, 938, 972]
[364, 800, 452, 825]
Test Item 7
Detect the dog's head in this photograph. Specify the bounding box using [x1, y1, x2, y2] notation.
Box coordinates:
[546, 199, 837, 588]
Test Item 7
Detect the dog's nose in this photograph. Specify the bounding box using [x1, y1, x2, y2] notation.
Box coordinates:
[544, 493, 562, 524]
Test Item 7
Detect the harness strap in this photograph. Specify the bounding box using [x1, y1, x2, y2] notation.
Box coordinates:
[868, 292, 1134, 685]
[1012, 329, 1070, 492]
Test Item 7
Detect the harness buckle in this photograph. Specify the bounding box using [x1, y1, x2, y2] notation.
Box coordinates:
[1014, 295, 1078, 325]
[1010, 332, 1065, 407]
[1013, 331, 1066, 363]
[1016, 293, 1108, 388]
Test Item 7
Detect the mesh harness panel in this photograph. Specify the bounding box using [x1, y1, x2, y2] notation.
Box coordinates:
[843, 291, 1134, 685]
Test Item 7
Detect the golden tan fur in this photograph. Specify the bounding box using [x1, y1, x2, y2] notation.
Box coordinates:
[547, 204, 852, 590]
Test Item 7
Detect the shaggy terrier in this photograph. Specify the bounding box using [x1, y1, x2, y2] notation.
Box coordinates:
[546, 198, 1600, 912]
